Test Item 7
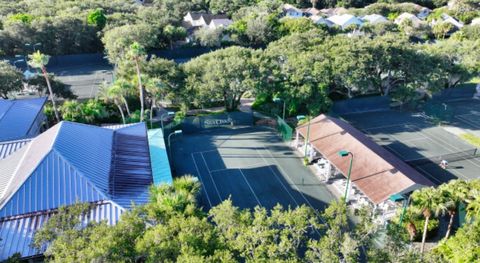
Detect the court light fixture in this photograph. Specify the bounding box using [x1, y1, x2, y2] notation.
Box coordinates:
[160, 111, 176, 132]
[168, 130, 183, 159]
[338, 150, 354, 202]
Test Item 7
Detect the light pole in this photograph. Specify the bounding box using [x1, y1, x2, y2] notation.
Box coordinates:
[161, 111, 175, 132]
[168, 130, 182, 159]
[338, 150, 354, 202]
[273, 97, 286, 120]
[297, 115, 311, 157]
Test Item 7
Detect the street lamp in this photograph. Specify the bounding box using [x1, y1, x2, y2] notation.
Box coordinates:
[338, 150, 354, 202]
[272, 97, 286, 120]
[168, 130, 182, 159]
[161, 111, 175, 132]
[297, 115, 311, 157]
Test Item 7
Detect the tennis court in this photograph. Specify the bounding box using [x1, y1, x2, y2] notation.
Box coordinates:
[342, 110, 480, 185]
[445, 99, 480, 133]
[170, 126, 335, 210]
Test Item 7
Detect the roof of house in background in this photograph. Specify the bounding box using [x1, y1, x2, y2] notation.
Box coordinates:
[0, 98, 47, 142]
[320, 7, 347, 16]
[184, 12, 229, 26]
[148, 129, 173, 185]
[0, 121, 157, 260]
[296, 115, 433, 204]
[310, 15, 334, 26]
[327, 14, 363, 28]
[362, 14, 388, 24]
[209, 18, 233, 28]
[394, 12, 422, 26]
[303, 7, 321, 16]
[283, 4, 303, 14]
[439, 13, 464, 28]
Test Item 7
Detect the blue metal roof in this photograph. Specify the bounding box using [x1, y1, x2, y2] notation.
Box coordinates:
[110, 123, 153, 208]
[148, 129, 173, 185]
[0, 201, 124, 261]
[0, 98, 47, 142]
[0, 139, 31, 160]
[0, 121, 158, 260]
[53, 122, 114, 193]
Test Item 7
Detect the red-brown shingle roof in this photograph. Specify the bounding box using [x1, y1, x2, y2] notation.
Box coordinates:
[296, 114, 433, 204]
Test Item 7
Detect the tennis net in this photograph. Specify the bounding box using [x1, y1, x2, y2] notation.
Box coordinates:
[405, 149, 479, 167]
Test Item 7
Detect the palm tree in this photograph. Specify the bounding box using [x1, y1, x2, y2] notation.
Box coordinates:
[466, 185, 480, 222]
[439, 180, 470, 239]
[144, 76, 169, 128]
[114, 78, 134, 117]
[411, 187, 440, 254]
[98, 83, 126, 124]
[127, 42, 146, 122]
[28, 51, 61, 122]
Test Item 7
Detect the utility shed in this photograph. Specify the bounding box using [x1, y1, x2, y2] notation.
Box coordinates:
[296, 114, 433, 204]
[0, 97, 47, 142]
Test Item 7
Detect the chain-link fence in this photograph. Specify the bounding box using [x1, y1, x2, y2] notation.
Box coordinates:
[276, 115, 293, 141]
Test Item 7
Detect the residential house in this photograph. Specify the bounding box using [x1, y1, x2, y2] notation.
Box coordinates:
[362, 14, 388, 24]
[394, 12, 423, 27]
[327, 14, 364, 29]
[417, 7, 432, 20]
[283, 4, 304, 18]
[303, 7, 321, 17]
[432, 13, 464, 29]
[0, 121, 172, 260]
[320, 7, 347, 17]
[182, 12, 232, 43]
[208, 18, 233, 30]
[183, 12, 226, 27]
[310, 15, 334, 27]
[471, 17, 480, 25]
[0, 97, 47, 142]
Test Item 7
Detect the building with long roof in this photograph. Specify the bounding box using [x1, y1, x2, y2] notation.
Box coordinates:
[295, 114, 433, 205]
[0, 97, 47, 142]
[0, 121, 172, 260]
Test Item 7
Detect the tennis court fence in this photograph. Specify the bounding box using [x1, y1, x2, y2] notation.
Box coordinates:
[404, 149, 479, 167]
[276, 116, 293, 141]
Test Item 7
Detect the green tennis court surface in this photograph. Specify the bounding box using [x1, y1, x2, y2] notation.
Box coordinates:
[342, 110, 480, 185]
[171, 126, 335, 210]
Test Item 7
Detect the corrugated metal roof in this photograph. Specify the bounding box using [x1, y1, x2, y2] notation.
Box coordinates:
[0, 150, 109, 218]
[0, 139, 31, 160]
[54, 122, 113, 193]
[0, 121, 156, 259]
[0, 98, 47, 142]
[148, 129, 173, 185]
[0, 201, 124, 261]
[0, 124, 60, 205]
[0, 121, 154, 217]
[110, 123, 153, 208]
[297, 114, 433, 204]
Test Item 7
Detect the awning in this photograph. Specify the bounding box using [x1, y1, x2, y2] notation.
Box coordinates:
[148, 129, 173, 185]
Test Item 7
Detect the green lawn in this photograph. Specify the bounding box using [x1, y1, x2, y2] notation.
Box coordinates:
[460, 133, 480, 148]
